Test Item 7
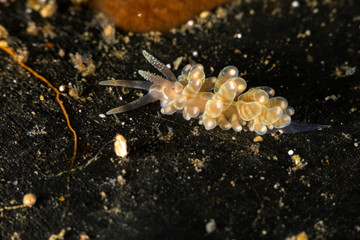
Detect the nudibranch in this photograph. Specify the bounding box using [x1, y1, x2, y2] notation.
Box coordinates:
[100, 51, 295, 135]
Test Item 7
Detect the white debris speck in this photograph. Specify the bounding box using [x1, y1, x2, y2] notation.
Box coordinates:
[205, 219, 216, 233]
[234, 33, 242, 39]
[325, 95, 340, 101]
[166, 63, 171, 69]
[99, 113, 106, 118]
[27, 125, 47, 137]
[288, 150, 294, 155]
[291, 1, 300, 8]
[192, 51, 198, 57]
[59, 85, 66, 92]
[187, 20, 194, 26]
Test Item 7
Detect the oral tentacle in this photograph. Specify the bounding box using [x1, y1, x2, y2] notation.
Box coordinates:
[106, 93, 157, 115]
[99, 80, 152, 91]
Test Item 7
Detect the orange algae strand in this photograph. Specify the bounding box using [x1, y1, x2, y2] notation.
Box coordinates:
[90, 0, 234, 32]
[0, 45, 78, 168]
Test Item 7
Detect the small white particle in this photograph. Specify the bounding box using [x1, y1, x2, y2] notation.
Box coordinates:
[235, 33, 242, 39]
[187, 20, 194, 26]
[59, 85, 66, 92]
[99, 113, 106, 118]
[205, 219, 216, 233]
[288, 150, 294, 155]
[166, 63, 171, 69]
[291, 1, 299, 8]
[325, 95, 340, 101]
[192, 51, 198, 57]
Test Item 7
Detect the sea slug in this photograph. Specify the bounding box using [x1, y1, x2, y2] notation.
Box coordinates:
[100, 51, 295, 135]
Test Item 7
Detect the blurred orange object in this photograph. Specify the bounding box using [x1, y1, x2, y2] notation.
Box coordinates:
[91, 0, 233, 32]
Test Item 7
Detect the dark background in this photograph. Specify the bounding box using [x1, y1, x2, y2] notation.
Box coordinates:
[1, 0, 359, 239]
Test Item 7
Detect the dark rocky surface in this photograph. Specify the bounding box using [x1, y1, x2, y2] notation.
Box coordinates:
[0, 0, 359, 239]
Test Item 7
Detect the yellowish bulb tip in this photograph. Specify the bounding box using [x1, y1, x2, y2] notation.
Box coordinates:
[229, 69, 237, 75]
[237, 85, 245, 91]
[258, 96, 266, 103]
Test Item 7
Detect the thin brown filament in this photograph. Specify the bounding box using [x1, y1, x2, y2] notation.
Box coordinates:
[1, 45, 78, 168]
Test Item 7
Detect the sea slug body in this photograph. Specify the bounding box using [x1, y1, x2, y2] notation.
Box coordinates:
[99, 51, 295, 135]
